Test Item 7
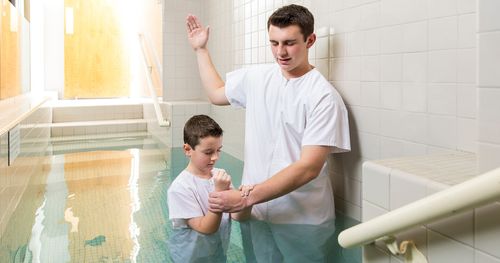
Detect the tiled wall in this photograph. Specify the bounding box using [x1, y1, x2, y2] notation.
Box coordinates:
[162, 0, 204, 101]
[478, 0, 500, 173]
[362, 156, 500, 263]
[0, 106, 52, 237]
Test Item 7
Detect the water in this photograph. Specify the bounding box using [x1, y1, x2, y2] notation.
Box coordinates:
[0, 135, 360, 263]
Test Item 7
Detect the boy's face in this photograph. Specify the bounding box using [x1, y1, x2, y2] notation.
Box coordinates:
[184, 136, 223, 176]
[268, 24, 315, 77]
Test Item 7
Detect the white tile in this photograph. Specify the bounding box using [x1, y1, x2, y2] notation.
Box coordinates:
[429, 16, 458, 50]
[347, 31, 364, 57]
[428, 0, 458, 18]
[475, 250, 500, 263]
[427, 210, 474, 246]
[315, 36, 329, 59]
[359, 2, 381, 30]
[457, 49, 476, 84]
[380, 139, 404, 159]
[390, 169, 428, 209]
[381, 25, 404, 54]
[380, 0, 406, 26]
[362, 161, 390, 209]
[360, 81, 380, 107]
[403, 52, 427, 82]
[428, 50, 457, 83]
[401, 112, 427, 143]
[458, 0, 476, 14]
[364, 29, 381, 55]
[379, 110, 403, 139]
[478, 0, 500, 32]
[427, 115, 457, 149]
[475, 202, 500, 258]
[334, 196, 362, 221]
[363, 244, 391, 263]
[380, 82, 402, 110]
[345, 57, 361, 81]
[402, 83, 427, 113]
[457, 118, 477, 152]
[403, 21, 428, 52]
[362, 200, 388, 222]
[381, 54, 402, 81]
[345, 176, 362, 206]
[361, 56, 380, 81]
[401, 0, 428, 23]
[478, 32, 500, 86]
[331, 34, 347, 58]
[330, 59, 345, 81]
[315, 59, 329, 80]
[342, 8, 361, 33]
[427, 84, 457, 115]
[338, 81, 361, 106]
[458, 14, 476, 48]
[402, 142, 427, 156]
[479, 120, 500, 145]
[427, 230, 474, 263]
[478, 88, 500, 123]
[457, 84, 476, 118]
[354, 107, 380, 134]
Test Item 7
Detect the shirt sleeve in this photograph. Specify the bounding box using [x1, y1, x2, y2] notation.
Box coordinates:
[167, 184, 204, 221]
[225, 68, 249, 108]
[302, 92, 351, 153]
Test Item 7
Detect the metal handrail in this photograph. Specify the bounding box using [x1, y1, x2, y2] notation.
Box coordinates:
[137, 33, 170, 127]
[338, 167, 500, 248]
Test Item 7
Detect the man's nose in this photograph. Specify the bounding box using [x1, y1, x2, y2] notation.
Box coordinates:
[277, 44, 286, 56]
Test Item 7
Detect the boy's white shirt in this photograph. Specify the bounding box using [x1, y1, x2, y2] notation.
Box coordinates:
[167, 168, 231, 228]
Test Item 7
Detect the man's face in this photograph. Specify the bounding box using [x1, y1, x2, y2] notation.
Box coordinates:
[268, 24, 315, 78]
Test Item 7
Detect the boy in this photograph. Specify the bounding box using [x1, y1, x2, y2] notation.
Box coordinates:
[167, 115, 250, 262]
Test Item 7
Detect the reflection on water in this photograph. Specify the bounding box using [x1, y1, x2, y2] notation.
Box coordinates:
[0, 141, 360, 263]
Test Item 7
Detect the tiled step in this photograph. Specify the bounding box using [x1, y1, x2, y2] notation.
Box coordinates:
[49, 119, 148, 137]
[49, 99, 145, 123]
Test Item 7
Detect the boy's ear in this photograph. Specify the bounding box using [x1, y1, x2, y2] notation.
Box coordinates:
[306, 33, 316, 48]
[183, 143, 192, 156]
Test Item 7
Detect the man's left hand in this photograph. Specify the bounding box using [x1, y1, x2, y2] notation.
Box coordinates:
[208, 189, 248, 213]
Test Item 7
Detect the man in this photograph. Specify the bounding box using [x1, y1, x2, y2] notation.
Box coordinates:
[186, 4, 350, 262]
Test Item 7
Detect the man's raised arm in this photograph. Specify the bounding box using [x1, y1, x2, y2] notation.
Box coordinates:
[186, 14, 229, 106]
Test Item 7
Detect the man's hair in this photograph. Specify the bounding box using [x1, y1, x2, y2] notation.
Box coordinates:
[267, 4, 314, 41]
[184, 115, 223, 149]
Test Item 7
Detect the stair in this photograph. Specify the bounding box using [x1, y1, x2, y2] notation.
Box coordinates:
[49, 99, 148, 137]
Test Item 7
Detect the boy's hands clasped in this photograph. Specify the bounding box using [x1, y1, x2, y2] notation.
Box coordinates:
[213, 170, 231, 192]
[212, 170, 254, 198]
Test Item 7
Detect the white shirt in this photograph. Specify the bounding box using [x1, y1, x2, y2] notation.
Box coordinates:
[167, 168, 231, 262]
[225, 64, 350, 224]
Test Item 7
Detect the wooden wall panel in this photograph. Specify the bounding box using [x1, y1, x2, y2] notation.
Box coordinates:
[64, 0, 129, 99]
[0, 0, 21, 99]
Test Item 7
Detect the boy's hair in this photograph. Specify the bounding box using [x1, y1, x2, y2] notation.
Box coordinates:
[183, 115, 223, 149]
[267, 4, 314, 41]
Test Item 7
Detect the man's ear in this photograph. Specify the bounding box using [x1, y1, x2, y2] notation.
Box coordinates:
[183, 143, 192, 157]
[306, 33, 316, 48]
